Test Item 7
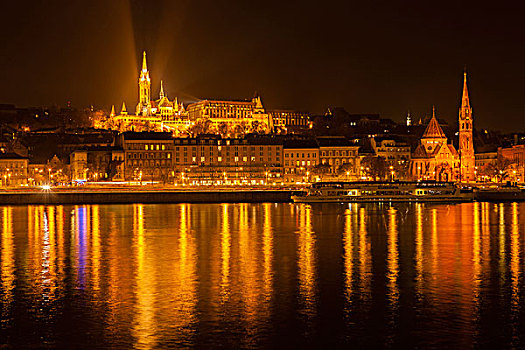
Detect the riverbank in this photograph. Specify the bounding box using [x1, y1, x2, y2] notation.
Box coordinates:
[0, 189, 296, 205]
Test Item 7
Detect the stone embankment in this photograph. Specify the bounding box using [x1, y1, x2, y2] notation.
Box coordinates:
[0, 189, 296, 205]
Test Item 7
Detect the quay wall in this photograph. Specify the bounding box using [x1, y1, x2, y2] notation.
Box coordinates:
[0, 190, 295, 205]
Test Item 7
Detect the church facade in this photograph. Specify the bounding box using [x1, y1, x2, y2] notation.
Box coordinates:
[110, 52, 190, 135]
[410, 72, 475, 182]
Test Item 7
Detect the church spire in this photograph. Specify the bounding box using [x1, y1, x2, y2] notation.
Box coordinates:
[142, 51, 148, 72]
[110, 105, 115, 117]
[121, 102, 127, 115]
[160, 80, 165, 99]
[461, 69, 470, 111]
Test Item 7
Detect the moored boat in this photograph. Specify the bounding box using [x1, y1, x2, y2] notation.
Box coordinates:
[292, 181, 473, 203]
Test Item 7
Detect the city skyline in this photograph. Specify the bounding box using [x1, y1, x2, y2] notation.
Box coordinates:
[1, 1, 524, 131]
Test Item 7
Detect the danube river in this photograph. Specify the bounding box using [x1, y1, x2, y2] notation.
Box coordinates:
[1, 202, 524, 348]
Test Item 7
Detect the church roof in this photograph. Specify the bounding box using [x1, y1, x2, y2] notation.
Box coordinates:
[422, 114, 446, 139]
[158, 96, 172, 108]
[412, 144, 428, 158]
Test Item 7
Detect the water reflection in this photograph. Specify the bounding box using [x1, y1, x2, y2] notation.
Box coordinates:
[1, 202, 525, 348]
[386, 207, 399, 345]
[297, 204, 317, 331]
[1, 207, 14, 321]
[343, 208, 354, 307]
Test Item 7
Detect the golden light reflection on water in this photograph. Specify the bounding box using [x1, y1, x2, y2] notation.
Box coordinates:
[473, 202, 481, 300]
[358, 207, 371, 302]
[1, 207, 14, 319]
[91, 205, 101, 294]
[220, 203, 231, 302]
[415, 203, 424, 299]
[3, 203, 525, 348]
[510, 202, 520, 335]
[343, 208, 353, 306]
[133, 204, 156, 349]
[297, 204, 316, 324]
[172, 204, 198, 346]
[387, 207, 399, 309]
[499, 203, 506, 280]
[262, 203, 273, 302]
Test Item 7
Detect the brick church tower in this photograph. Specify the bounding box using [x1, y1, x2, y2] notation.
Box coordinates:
[459, 71, 475, 182]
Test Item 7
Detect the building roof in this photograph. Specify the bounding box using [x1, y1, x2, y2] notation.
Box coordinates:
[422, 115, 446, 139]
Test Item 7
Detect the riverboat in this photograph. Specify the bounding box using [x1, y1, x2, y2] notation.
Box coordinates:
[292, 181, 474, 203]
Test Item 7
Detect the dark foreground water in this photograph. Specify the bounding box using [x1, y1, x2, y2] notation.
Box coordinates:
[0, 202, 524, 349]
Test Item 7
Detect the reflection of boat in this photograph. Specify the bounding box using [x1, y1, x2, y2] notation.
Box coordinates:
[292, 181, 474, 203]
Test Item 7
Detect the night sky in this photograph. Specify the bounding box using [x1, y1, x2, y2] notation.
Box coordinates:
[1, 0, 524, 131]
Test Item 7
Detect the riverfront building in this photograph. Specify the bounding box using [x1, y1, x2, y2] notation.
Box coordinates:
[0, 152, 28, 186]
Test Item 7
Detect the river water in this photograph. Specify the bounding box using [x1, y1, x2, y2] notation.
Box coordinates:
[0, 202, 524, 348]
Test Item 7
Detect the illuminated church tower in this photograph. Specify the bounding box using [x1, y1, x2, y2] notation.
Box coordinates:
[136, 51, 152, 116]
[459, 71, 475, 182]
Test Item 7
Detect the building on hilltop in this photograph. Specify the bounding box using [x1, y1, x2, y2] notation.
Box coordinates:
[186, 95, 272, 135]
[109, 52, 190, 134]
[104, 51, 309, 137]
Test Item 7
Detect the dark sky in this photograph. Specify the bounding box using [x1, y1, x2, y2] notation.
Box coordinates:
[1, 0, 524, 131]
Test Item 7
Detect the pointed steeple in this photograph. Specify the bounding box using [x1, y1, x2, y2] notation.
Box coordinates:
[422, 107, 446, 139]
[461, 69, 470, 111]
[110, 105, 115, 117]
[142, 51, 148, 72]
[121, 101, 127, 114]
[160, 80, 168, 100]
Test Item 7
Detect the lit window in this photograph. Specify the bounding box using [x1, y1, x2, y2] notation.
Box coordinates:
[218, 157, 222, 162]
[162, 145, 165, 150]
[201, 157, 205, 162]
[145, 145, 148, 150]
[156, 145, 160, 150]
[167, 154, 171, 159]
[235, 156, 239, 162]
